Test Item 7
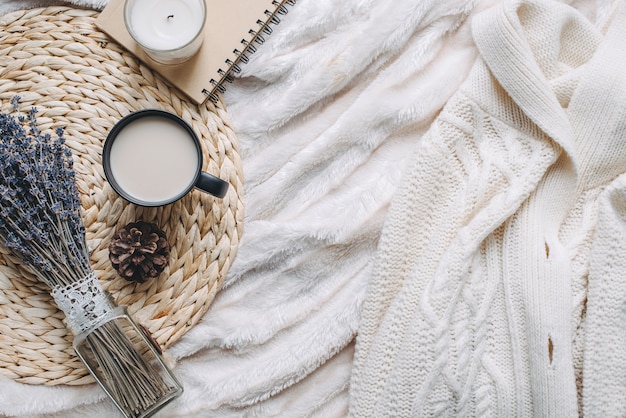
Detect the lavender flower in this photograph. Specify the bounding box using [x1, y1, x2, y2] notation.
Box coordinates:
[0, 97, 90, 287]
[0, 97, 182, 417]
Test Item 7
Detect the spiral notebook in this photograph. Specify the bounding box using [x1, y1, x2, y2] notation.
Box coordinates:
[95, 0, 295, 104]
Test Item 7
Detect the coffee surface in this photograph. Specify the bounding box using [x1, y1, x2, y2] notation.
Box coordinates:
[109, 116, 199, 203]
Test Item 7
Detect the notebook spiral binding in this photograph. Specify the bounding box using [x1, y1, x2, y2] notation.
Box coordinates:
[205, 0, 296, 103]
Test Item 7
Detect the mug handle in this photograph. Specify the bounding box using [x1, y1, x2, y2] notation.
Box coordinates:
[195, 171, 229, 198]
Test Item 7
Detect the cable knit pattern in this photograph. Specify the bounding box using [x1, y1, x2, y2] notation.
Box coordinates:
[349, 0, 626, 416]
[583, 174, 626, 417]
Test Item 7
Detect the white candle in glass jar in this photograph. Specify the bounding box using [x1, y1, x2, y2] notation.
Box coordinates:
[124, 0, 206, 65]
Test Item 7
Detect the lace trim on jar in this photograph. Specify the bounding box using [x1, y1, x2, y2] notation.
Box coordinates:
[51, 272, 115, 335]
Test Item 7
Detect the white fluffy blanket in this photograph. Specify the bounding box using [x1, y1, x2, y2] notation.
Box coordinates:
[0, 0, 610, 416]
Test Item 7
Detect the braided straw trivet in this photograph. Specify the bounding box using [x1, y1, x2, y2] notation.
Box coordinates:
[0, 6, 244, 386]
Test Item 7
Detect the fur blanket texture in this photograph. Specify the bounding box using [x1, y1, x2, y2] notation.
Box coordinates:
[0, 0, 618, 416]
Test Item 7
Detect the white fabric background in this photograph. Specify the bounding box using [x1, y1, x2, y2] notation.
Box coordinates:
[0, 0, 612, 416]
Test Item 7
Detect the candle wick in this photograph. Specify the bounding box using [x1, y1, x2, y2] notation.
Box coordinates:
[167, 14, 174, 20]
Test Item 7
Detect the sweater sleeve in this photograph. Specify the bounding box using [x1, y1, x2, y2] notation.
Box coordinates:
[349, 56, 563, 418]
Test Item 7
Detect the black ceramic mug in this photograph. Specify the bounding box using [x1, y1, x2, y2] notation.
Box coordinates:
[103, 109, 228, 207]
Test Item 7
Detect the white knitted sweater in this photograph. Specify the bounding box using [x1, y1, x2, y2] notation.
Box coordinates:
[349, 0, 626, 416]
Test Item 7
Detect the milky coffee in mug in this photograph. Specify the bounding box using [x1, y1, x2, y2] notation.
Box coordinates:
[103, 109, 228, 206]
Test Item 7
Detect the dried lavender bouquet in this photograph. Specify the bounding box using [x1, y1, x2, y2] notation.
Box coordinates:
[0, 98, 182, 418]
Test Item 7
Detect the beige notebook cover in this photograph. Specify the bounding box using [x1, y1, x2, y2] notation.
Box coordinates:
[96, 0, 292, 104]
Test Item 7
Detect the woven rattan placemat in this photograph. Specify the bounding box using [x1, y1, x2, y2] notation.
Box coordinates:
[0, 6, 244, 386]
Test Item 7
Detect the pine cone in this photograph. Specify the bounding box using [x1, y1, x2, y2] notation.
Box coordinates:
[109, 221, 170, 283]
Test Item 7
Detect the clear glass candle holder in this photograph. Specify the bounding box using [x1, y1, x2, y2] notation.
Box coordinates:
[124, 0, 206, 65]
